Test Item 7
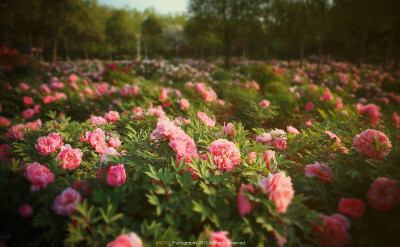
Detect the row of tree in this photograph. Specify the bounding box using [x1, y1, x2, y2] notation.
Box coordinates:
[1, 0, 399, 68]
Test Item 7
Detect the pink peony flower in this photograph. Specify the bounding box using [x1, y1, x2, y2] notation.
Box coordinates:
[35, 133, 64, 155]
[325, 131, 341, 144]
[19, 82, 30, 91]
[159, 88, 170, 101]
[169, 135, 199, 165]
[109, 137, 121, 148]
[68, 74, 79, 82]
[305, 162, 333, 181]
[255, 133, 273, 145]
[287, 126, 300, 136]
[209, 231, 231, 247]
[86, 128, 106, 148]
[311, 214, 350, 247]
[320, 88, 333, 101]
[222, 123, 235, 137]
[0, 144, 12, 161]
[259, 99, 270, 107]
[174, 116, 191, 125]
[247, 152, 257, 164]
[273, 138, 287, 151]
[237, 184, 255, 217]
[104, 111, 120, 123]
[21, 109, 34, 119]
[338, 198, 365, 218]
[107, 232, 142, 247]
[0, 116, 11, 127]
[95, 141, 109, 154]
[24, 162, 55, 191]
[259, 172, 294, 213]
[89, 116, 107, 125]
[56, 144, 83, 170]
[106, 164, 126, 186]
[264, 150, 277, 169]
[391, 112, 400, 128]
[23, 96, 34, 106]
[100, 148, 119, 163]
[52, 187, 82, 216]
[197, 112, 215, 127]
[207, 139, 241, 172]
[179, 98, 190, 110]
[152, 117, 185, 140]
[6, 124, 26, 140]
[357, 103, 382, 125]
[305, 102, 315, 111]
[367, 177, 400, 211]
[19, 204, 33, 218]
[353, 129, 391, 159]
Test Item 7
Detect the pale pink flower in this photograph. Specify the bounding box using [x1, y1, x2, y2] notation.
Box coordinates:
[259, 172, 294, 213]
[207, 139, 241, 172]
[222, 123, 235, 137]
[100, 148, 119, 163]
[53, 187, 82, 216]
[95, 141, 109, 154]
[107, 232, 142, 247]
[147, 106, 165, 118]
[353, 129, 391, 159]
[270, 129, 286, 138]
[367, 177, 400, 211]
[197, 112, 215, 127]
[109, 137, 121, 148]
[104, 111, 120, 123]
[237, 184, 255, 217]
[159, 88, 170, 101]
[209, 231, 231, 247]
[152, 117, 185, 140]
[325, 131, 341, 144]
[56, 144, 83, 170]
[247, 152, 257, 164]
[36, 133, 63, 155]
[19, 204, 33, 218]
[174, 116, 191, 125]
[311, 214, 350, 247]
[19, 82, 30, 91]
[259, 99, 270, 107]
[256, 133, 273, 145]
[106, 164, 126, 186]
[24, 162, 55, 191]
[179, 98, 190, 110]
[89, 116, 107, 125]
[305, 162, 333, 181]
[287, 126, 300, 136]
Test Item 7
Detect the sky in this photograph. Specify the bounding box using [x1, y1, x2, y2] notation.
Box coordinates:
[98, 0, 188, 14]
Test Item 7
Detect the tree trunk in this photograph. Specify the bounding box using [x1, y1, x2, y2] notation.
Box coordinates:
[108, 42, 112, 61]
[64, 37, 70, 61]
[145, 41, 148, 60]
[53, 37, 58, 63]
[84, 43, 89, 60]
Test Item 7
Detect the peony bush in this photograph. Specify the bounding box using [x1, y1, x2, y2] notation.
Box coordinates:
[0, 58, 400, 246]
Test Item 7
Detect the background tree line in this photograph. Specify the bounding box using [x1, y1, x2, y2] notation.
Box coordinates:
[0, 0, 399, 68]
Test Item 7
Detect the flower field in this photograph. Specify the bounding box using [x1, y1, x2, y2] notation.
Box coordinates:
[1, 59, 400, 247]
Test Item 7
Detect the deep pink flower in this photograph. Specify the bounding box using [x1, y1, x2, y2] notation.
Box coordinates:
[21, 109, 34, 119]
[305, 102, 315, 111]
[68, 74, 79, 82]
[35, 133, 63, 155]
[391, 113, 400, 128]
[53, 187, 82, 216]
[367, 177, 400, 211]
[89, 116, 107, 125]
[107, 232, 142, 247]
[353, 129, 391, 159]
[0, 116, 11, 127]
[320, 88, 333, 101]
[19, 204, 33, 218]
[237, 184, 255, 217]
[305, 162, 333, 181]
[311, 214, 350, 247]
[56, 144, 83, 170]
[357, 103, 382, 125]
[209, 231, 231, 247]
[207, 139, 241, 172]
[106, 164, 126, 186]
[23, 96, 34, 106]
[259, 172, 294, 213]
[104, 111, 120, 123]
[338, 198, 365, 218]
[6, 124, 26, 140]
[169, 135, 199, 165]
[86, 128, 106, 148]
[24, 162, 55, 191]
[273, 138, 287, 151]
[0, 144, 12, 161]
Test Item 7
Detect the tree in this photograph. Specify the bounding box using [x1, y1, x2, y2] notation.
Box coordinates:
[163, 25, 184, 57]
[141, 17, 162, 59]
